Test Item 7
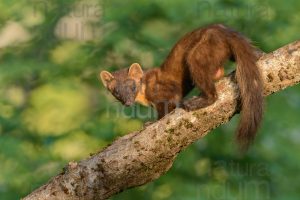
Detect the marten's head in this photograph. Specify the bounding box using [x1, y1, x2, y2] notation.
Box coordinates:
[100, 63, 144, 106]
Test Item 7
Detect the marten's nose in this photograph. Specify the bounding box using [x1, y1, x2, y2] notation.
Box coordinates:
[124, 102, 131, 106]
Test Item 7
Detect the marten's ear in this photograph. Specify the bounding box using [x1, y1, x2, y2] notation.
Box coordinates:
[100, 71, 114, 88]
[128, 63, 143, 79]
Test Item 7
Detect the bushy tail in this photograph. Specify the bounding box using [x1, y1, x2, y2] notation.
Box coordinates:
[228, 33, 264, 151]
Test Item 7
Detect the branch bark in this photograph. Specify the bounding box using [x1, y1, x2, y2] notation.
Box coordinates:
[23, 41, 300, 200]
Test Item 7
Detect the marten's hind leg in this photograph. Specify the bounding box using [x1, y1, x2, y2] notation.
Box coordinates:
[183, 63, 218, 111]
[183, 49, 225, 110]
[183, 28, 229, 111]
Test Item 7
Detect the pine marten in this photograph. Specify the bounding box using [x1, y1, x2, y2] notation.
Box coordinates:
[100, 24, 264, 150]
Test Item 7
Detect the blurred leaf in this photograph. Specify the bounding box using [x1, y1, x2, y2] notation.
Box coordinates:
[51, 130, 107, 160]
[22, 79, 91, 135]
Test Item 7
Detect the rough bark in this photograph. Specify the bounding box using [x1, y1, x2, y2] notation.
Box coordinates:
[23, 41, 300, 200]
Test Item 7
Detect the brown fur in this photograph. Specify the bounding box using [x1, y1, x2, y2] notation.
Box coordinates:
[100, 24, 264, 150]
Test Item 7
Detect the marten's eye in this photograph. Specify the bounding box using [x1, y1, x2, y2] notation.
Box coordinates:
[113, 89, 120, 98]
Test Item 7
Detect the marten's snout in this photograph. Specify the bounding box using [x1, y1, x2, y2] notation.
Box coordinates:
[112, 79, 137, 107]
[124, 101, 133, 106]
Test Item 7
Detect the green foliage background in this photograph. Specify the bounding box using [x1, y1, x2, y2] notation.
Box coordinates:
[0, 0, 299, 199]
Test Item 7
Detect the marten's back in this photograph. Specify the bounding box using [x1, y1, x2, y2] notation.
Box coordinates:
[160, 24, 231, 95]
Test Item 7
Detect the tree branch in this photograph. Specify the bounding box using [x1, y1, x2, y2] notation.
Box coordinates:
[23, 41, 300, 200]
